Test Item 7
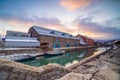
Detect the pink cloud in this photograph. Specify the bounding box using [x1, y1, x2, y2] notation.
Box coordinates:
[60, 0, 92, 11]
[72, 18, 120, 39]
[0, 12, 74, 34]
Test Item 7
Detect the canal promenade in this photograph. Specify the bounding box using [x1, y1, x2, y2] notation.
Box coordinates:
[0, 47, 119, 80]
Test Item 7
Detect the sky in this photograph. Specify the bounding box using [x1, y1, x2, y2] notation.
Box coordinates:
[0, 0, 120, 40]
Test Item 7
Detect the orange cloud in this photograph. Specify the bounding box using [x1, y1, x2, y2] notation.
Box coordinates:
[60, 0, 92, 11]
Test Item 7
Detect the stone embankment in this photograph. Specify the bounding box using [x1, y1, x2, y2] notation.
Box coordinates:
[0, 48, 44, 55]
[0, 59, 70, 80]
[0, 47, 120, 80]
[59, 47, 120, 80]
[0, 46, 95, 55]
[59, 46, 95, 52]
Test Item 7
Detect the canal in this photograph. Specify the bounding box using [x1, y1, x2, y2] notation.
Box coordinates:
[20, 48, 96, 67]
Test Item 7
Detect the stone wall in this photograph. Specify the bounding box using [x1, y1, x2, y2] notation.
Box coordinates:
[0, 59, 70, 80]
[59, 47, 120, 80]
[60, 46, 95, 52]
[0, 48, 44, 55]
[0, 46, 95, 55]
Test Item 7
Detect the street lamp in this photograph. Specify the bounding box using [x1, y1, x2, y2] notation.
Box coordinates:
[105, 41, 107, 52]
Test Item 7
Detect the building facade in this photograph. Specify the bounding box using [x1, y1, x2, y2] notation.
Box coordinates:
[75, 34, 94, 46]
[28, 26, 80, 48]
[6, 31, 30, 38]
[5, 31, 40, 48]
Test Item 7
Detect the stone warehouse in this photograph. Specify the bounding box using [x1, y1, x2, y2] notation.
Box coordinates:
[75, 34, 94, 46]
[29, 26, 80, 48]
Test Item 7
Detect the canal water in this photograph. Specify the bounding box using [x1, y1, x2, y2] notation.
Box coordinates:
[20, 48, 95, 67]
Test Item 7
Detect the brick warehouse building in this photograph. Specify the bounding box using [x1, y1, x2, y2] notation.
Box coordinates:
[75, 34, 94, 46]
[28, 26, 80, 48]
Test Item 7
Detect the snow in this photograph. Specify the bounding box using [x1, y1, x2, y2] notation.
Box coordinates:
[33, 26, 79, 40]
[0, 53, 40, 61]
[79, 37, 87, 44]
[4, 37, 40, 47]
[5, 39, 39, 42]
[0, 48, 33, 50]
[80, 42, 87, 44]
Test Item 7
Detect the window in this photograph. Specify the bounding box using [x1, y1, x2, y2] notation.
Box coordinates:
[13, 34, 17, 37]
[50, 31, 55, 34]
[21, 35, 28, 37]
[70, 35, 73, 37]
[62, 33, 65, 36]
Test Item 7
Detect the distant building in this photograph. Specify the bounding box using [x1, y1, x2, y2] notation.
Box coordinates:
[77, 36, 87, 46]
[28, 26, 80, 48]
[6, 31, 30, 38]
[75, 34, 94, 46]
[4, 31, 39, 48]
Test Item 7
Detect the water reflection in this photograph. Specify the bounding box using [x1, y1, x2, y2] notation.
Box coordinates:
[84, 49, 95, 58]
[20, 48, 95, 67]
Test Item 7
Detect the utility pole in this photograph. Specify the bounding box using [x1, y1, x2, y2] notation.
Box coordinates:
[105, 41, 107, 52]
[2, 27, 5, 49]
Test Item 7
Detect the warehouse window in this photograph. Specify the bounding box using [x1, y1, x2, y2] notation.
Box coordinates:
[70, 35, 73, 37]
[13, 34, 17, 37]
[21, 35, 29, 37]
[62, 33, 65, 36]
[50, 31, 55, 34]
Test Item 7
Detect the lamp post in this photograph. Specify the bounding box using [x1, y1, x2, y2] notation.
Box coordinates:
[105, 41, 107, 52]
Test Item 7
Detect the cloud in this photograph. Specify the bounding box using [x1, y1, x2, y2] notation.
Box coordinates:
[0, 12, 62, 27]
[0, 12, 120, 40]
[104, 18, 120, 28]
[60, 0, 92, 11]
[73, 17, 120, 39]
[32, 16, 63, 28]
[0, 12, 74, 34]
[0, 12, 34, 25]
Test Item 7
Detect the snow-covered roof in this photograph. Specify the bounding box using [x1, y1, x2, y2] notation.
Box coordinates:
[80, 41, 87, 44]
[6, 31, 30, 37]
[32, 26, 79, 40]
[79, 37, 87, 44]
[5, 37, 39, 42]
[5, 39, 39, 42]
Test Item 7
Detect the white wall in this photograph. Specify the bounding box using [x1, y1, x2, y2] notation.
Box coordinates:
[4, 37, 40, 48]
[5, 41, 40, 48]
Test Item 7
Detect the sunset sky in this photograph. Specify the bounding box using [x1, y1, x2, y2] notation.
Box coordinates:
[0, 0, 120, 40]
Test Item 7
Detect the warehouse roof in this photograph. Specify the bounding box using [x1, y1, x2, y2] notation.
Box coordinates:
[5, 37, 39, 42]
[31, 26, 79, 40]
